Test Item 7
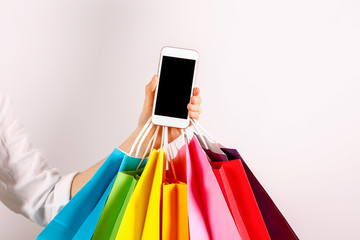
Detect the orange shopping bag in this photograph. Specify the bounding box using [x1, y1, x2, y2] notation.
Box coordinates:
[162, 170, 189, 240]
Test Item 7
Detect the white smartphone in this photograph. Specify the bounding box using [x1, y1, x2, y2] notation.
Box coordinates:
[152, 47, 199, 128]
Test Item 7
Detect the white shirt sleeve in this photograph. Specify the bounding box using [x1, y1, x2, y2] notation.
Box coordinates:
[0, 93, 78, 226]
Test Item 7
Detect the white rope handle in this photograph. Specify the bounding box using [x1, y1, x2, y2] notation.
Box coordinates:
[135, 122, 154, 158]
[129, 118, 152, 156]
[181, 128, 189, 144]
[136, 125, 160, 170]
[142, 129, 156, 159]
[192, 118, 218, 143]
[161, 126, 165, 149]
[150, 126, 159, 153]
[189, 118, 208, 149]
[191, 119, 225, 155]
[163, 127, 177, 180]
[163, 126, 168, 150]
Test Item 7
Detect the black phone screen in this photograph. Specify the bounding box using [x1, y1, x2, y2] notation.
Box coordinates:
[155, 56, 196, 119]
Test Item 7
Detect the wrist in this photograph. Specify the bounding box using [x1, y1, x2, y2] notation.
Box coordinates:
[118, 127, 142, 154]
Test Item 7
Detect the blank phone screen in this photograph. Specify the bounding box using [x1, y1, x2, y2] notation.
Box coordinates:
[155, 56, 196, 119]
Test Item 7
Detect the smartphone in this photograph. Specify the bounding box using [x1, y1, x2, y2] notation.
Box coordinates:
[152, 47, 199, 128]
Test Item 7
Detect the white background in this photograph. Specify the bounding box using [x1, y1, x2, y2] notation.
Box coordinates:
[1, 0, 359, 239]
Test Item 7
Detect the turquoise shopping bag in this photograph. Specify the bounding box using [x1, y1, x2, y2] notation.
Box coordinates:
[37, 148, 126, 240]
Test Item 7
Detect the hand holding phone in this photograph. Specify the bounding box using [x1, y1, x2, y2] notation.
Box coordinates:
[152, 47, 199, 128]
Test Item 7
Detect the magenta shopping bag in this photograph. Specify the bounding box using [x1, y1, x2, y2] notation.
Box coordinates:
[185, 136, 241, 240]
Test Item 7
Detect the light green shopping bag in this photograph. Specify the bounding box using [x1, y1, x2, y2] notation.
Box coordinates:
[91, 168, 142, 240]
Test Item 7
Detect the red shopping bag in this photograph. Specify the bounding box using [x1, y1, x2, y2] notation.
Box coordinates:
[221, 148, 299, 240]
[211, 159, 270, 240]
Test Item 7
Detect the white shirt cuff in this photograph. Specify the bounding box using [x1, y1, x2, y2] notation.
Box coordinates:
[51, 171, 79, 220]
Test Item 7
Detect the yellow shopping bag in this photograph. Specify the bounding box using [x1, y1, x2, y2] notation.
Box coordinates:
[115, 148, 165, 240]
[162, 172, 189, 240]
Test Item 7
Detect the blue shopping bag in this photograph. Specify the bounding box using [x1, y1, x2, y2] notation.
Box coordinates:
[37, 148, 126, 240]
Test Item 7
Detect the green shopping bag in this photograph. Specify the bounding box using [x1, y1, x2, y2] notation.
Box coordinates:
[91, 169, 142, 240]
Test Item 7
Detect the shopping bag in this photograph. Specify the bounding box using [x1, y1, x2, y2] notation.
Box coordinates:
[72, 175, 117, 239]
[141, 148, 165, 239]
[37, 148, 126, 240]
[107, 175, 137, 240]
[220, 148, 299, 240]
[114, 148, 165, 240]
[91, 169, 141, 240]
[162, 170, 189, 240]
[189, 123, 250, 239]
[211, 160, 270, 240]
[186, 136, 241, 240]
[77, 154, 147, 240]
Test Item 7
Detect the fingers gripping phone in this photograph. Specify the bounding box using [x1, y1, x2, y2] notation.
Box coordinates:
[152, 47, 199, 128]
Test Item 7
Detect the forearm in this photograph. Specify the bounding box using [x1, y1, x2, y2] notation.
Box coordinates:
[70, 127, 144, 198]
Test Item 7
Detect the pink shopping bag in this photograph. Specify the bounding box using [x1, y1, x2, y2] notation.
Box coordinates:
[185, 136, 241, 240]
